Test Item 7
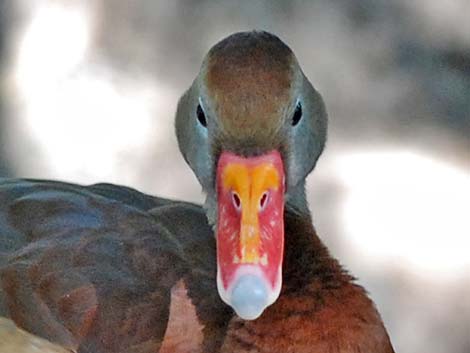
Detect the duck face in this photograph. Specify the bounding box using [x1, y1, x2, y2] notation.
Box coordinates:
[175, 31, 327, 320]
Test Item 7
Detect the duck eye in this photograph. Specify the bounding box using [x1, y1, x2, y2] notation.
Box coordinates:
[196, 104, 207, 127]
[292, 102, 302, 126]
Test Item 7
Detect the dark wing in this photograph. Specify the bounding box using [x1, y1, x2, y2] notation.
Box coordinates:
[0, 178, 230, 353]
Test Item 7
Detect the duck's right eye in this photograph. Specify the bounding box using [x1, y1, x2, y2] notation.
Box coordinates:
[196, 104, 207, 128]
[291, 101, 302, 126]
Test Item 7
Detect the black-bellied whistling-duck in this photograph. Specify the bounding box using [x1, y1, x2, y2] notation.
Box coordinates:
[0, 31, 394, 352]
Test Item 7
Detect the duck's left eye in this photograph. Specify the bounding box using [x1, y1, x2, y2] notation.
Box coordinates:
[292, 102, 302, 126]
[196, 104, 207, 127]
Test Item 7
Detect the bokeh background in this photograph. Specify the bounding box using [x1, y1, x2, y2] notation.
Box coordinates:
[1, 0, 469, 352]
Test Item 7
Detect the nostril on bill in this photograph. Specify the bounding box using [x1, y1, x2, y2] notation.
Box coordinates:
[232, 191, 241, 210]
[259, 191, 269, 211]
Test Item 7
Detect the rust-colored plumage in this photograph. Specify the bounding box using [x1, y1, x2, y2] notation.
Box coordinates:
[0, 180, 394, 353]
[0, 31, 394, 353]
[0, 181, 230, 353]
[221, 212, 394, 352]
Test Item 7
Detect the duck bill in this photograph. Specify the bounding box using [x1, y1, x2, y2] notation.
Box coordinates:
[216, 150, 285, 320]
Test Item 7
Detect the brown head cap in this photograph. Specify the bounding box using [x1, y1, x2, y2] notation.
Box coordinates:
[203, 31, 295, 151]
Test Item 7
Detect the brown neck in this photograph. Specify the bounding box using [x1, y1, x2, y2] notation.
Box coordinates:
[282, 207, 352, 294]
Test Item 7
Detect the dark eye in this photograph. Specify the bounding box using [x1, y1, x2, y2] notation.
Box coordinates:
[292, 102, 302, 126]
[196, 104, 207, 127]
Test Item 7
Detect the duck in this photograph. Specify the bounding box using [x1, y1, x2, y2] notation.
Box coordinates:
[0, 31, 394, 352]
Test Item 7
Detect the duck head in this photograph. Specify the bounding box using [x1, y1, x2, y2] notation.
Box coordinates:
[175, 31, 327, 320]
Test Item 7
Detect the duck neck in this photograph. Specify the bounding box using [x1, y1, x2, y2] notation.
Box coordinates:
[282, 186, 349, 293]
[285, 180, 310, 216]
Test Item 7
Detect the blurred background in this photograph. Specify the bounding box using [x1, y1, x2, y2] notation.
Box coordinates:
[0, 0, 469, 352]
